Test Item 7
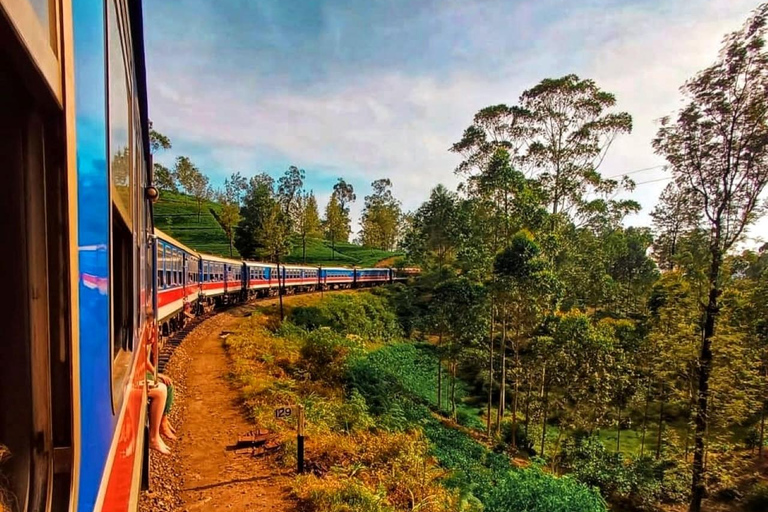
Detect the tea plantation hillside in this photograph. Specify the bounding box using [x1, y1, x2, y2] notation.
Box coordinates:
[153, 191, 402, 266]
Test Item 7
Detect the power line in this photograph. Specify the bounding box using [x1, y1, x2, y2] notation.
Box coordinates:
[604, 164, 666, 179]
[634, 176, 672, 186]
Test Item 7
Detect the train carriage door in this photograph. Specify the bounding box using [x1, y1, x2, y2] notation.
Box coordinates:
[0, 1, 75, 510]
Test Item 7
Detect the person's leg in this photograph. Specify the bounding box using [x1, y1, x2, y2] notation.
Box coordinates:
[148, 383, 171, 454]
[160, 376, 177, 439]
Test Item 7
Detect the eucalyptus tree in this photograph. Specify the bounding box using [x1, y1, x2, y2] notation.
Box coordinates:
[218, 172, 248, 256]
[277, 166, 305, 229]
[361, 179, 402, 250]
[296, 192, 322, 263]
[234, 173, 275, 259]
[175, 156, 212, 222]
[652, 6, 768, 509]
[650, 182, 701, 270]
[492, 231, 560, 439]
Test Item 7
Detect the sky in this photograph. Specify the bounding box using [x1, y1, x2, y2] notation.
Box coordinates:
[143, 0, 767, 244]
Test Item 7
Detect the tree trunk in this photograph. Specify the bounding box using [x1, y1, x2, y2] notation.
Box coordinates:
[197, 200, 202, 222]
[656, 383, 665, 460]
[450, 363, 457, 420]
[302, 235, 306, 263]
[277, 255, 284, 322]
[511, 336, 520, 448]
[759, 400, 766, 459]
[524, 374, 532, 440]
[496, 317, 507, 431]
[690, 250, 722, 512]
[437, 330, 443, 411]
[640, 378, 651, 457]
[487, 302, 495, 434]
[229, 237, 233, 257]
[540, 374, 549, 458]
[616, 406, 622, 453]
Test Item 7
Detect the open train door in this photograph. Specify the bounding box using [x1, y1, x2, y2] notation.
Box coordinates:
[0, 1, 76, 511]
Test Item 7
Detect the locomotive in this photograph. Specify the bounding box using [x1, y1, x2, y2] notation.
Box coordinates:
[0, 1, 400, 511]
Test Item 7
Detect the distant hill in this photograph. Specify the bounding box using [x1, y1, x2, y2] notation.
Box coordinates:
[153, 190, 403, 267]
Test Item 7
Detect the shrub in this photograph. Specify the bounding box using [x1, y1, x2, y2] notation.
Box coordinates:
[290, 293, 401, 341]
[299, 329, 364, 386]
[293, 475, 393, 512]
[745, 483, 768, 512]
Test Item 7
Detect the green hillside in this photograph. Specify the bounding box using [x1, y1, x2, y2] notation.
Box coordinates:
[153, 190, 238, 257]
[153, 191, 402, 266]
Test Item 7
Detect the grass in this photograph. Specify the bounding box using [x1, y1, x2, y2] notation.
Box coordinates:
[153, 190, 238, 257]
[154, 191, 401, 266]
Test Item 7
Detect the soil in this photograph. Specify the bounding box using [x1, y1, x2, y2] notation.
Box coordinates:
[139, 305, 294, 512]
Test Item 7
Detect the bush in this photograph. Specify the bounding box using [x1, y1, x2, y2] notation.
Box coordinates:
[290, 293, 402, 341]
[745, 483, 768, 512]
[293, 475, 393, 512]
[298, 330, 363, 386]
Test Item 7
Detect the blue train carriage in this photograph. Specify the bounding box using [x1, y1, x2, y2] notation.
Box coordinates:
[244, 261, 278, 298]
[155, 229, 200, 342]
[354, 267, 392, 287]
[1, 0, 158, 510]
[319, 267, 355, 290]
[198, 253, 240, 309]
[279, 264, 319, 293]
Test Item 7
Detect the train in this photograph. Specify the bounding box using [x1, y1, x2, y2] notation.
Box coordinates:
[154, 228, 397, 342]
[0, 2, 411, 512]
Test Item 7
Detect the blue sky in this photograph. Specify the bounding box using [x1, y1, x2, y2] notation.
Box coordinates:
[143, 0, 766, 242]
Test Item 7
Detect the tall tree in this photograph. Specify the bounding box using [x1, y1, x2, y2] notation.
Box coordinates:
[234, 173, 275, 259]
[217, 172, 248, 257]
[261, 202, 292, 322]
[175, 156, 211, 222]
[652, 6, 768, 510]
[149, 123, 176, 191]
[650, 182, 700, 270]
[327, 178, 356, 255]
[323, 195, 350, 258]
[521, 75, 633, 220]
[153, 163, 178, 193]
[296, 191, 322, 263]
[361, 178, 402, 250]
[277, 166, 305, 229]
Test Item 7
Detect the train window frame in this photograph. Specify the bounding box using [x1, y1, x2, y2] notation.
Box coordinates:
[107, 0, 142, 412]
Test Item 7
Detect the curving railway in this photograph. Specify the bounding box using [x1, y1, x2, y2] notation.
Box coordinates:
[0, 1, 415, 511]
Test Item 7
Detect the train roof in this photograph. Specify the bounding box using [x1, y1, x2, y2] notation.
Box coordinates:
[154, 228, 198, 255]
[321, 266, 354, 271]
[244, 261, 277, 268]
[280, 263, 320, 271]
[198, 253, 242, 265]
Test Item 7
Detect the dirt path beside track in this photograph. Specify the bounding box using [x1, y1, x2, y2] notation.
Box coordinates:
[139, 304, 294, 512]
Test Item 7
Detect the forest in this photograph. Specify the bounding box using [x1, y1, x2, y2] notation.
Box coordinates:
[394, 6, 768, 512]
[149, 5, 768, 511]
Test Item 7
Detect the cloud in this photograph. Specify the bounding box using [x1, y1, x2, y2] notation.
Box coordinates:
[144, 0, 766, 241]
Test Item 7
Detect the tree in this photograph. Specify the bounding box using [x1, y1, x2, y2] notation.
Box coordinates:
[361, 178, 402, 250]
[432, 278, 488, 419]
[296, 191, 322, 263]
[652, 6, 768, 510]
[521, 75, 634, 220]
[234, 173, 275, 259]
[261, 202, 292, 322]
[149, 122, 172, 153]
[217, 172, 248, 257]
[175, 156, 212, 222]
[149, 123, 176, 191]
[493, 231, 559, 437]
[327, 178, 356, 255]
[650, 182, 700, 270]
[153, 163, 178, 192]
[324, 195, 349, 258]
[277, 166, 305, 229]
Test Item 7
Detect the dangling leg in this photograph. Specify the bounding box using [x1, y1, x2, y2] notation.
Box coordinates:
[148, 383, 171, 454]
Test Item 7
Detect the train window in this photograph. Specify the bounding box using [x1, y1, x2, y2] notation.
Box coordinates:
[157, 246, 164, 288]
[109, 0, 132, 230]
[109, 0, 135, 405]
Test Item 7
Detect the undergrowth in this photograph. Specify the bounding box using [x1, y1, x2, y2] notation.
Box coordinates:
[225, 291, 607, 512]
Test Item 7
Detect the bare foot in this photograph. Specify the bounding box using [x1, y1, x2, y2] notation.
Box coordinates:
[150, 439, 171, 455]
[161, 427, 177, 441]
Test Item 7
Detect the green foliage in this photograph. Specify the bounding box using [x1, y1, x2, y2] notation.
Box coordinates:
[298, 329, 364, 386]
[289, 293, 401, 341]
[154, 190, 239, 257]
